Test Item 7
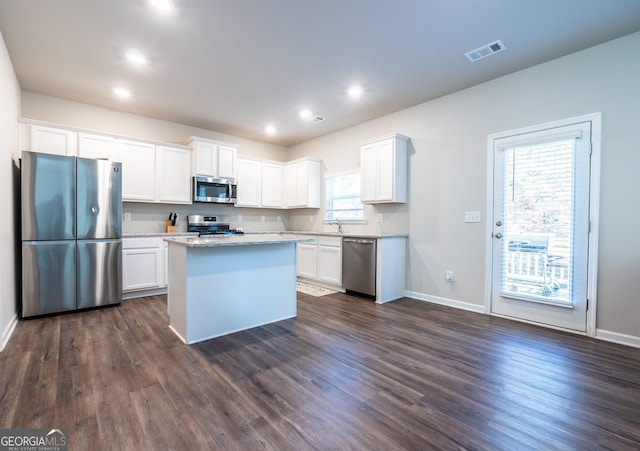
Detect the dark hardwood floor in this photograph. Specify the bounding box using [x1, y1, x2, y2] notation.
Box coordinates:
[1, 292, 640, 450]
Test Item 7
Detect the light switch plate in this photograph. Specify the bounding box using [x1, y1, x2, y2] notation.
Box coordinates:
[464, 211, 481, 223]
[376, 213, 384, 223]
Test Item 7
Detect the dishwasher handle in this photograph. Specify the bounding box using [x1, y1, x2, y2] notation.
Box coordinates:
[343, 238, 375, 244]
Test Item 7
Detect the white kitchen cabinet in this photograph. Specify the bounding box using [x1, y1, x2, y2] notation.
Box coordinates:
[297, 241, 318, 279]
[157, 145, 191, 204]
[119, 140, 191, 204]
[316, 236, 342, 285]
[123, 237, 164, 292]
[360, 133, 409, 204]
[236, 157, 261, 207]
[27, 124, 77, 156]
[218, 145, 237, 179]
[189, 137, 238, 179]
[78, 132, 115, 160]
[285, 159, 321, 208]
[261, 162, 283, 208]
[118, 139, 157, 202]
[296, 235, 342, 286]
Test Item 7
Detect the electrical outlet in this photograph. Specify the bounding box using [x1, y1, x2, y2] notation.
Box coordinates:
[123, 212, 132, 221]
[445, 271, 454, 282]
[376, 213, 384, 223]
[261, 216, 265, 222]
[238, 215, 243, 222]
[309, 215, 314, 223]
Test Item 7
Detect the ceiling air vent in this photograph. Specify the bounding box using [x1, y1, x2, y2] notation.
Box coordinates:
[465, 40, 505, 62]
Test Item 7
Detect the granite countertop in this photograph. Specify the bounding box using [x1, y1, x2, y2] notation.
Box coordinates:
[124, 232, 198, 238]
[282, 231, 408, 239]
[164, 234, 314, 248]
[125, 231, 407, 239]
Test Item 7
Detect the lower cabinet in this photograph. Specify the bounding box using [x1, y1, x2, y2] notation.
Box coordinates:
[297, 240, 318, 279]
[296, 235, 342, 286]
[122, 237, 167, 298]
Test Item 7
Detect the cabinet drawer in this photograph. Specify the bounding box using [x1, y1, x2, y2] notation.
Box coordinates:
[317, 236, 342, 247]
[123, 237, 163, 249]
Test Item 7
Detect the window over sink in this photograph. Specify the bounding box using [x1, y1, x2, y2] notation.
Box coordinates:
[325, 170, 364, 221]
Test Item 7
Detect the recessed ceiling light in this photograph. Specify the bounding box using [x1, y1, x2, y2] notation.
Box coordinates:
[113, 87, 131, 99]
[348, 85, 363, 98]
[149, 0, 174, 14]
[126, 50, 147, 67]
[299, 109, 313, 120]
[265, 125, 276, 135]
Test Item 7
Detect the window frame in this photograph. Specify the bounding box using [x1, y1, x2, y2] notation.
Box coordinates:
[324, 170, 366, 223]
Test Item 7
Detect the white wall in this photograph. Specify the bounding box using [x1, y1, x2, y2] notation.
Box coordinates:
[0, 31, 21, 350]
[289, 32, 640, 340]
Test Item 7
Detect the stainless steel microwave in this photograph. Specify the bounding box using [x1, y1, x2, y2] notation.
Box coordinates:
[193, 176, 237, 204]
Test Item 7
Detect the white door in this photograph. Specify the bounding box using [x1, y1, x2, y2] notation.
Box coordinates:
[489, 115, 600, 333]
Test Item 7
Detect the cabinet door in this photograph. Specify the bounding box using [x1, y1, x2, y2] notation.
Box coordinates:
[119, 140, 157, 201]
[261, 162, 283, 208]
[193, 140, 216, 176]
[29, 125, 77, 156]
[376, 139, 395, 201]
[122, 248, 163, 291]
[158, 145, 192, 204]
[297, 242, 317, 279]
[317, 245, 342, 285]
[360, 143, 378, 202]
[286, 162, 307, 207]
[218, 145, 237, 179]
[236, 158, 261, 207]
[78, 132, 114, 160]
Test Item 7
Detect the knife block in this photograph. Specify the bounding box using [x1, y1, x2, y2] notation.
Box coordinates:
[166, 220, 176, 233]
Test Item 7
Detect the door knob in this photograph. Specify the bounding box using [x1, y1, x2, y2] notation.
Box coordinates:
[494, 232, 502, 239]
[495, 220, 502, 226]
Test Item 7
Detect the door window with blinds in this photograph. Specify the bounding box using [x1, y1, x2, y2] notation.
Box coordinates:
[490, 117, 597, 332]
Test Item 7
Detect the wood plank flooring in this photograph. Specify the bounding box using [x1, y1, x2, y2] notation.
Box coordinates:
[1, 292, 640, 450]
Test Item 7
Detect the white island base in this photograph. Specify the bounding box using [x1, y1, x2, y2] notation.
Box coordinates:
[166, 238, 300, 344]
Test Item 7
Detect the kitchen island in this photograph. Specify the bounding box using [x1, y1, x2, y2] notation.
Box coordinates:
[164, 234, 312, 344]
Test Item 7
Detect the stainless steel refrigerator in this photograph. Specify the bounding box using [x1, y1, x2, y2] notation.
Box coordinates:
[21, 151, 122, 317]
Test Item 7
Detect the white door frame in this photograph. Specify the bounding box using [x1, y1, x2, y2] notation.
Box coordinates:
[484, 113, 601, 337]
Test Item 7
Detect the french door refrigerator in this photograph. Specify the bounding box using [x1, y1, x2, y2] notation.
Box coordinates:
[21, 151, 122, 317]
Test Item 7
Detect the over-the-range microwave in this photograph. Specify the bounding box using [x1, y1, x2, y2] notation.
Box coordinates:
[193, 176, 237, 204]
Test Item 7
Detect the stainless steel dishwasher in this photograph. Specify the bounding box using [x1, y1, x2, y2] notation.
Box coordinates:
[342, 237, 376, 297]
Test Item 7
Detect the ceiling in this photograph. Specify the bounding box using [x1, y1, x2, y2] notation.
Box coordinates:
[1, 1, 640, 147]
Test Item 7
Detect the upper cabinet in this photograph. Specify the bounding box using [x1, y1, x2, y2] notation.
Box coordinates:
[26, 124, 77, 156]
[261, 162, 283, 208]
[236, 157, 262, 207]
[20, 120, 193, 205]
[118, 139, 157, 202]
[78, 132, 115, 160]
[360, 133, 409, 204]
[189, 137, 238, 179]
[119, 141, 191, 204]
[157, 145, 192, 204]
[285, 159, 321, 209]
[236, 157, 285, 209]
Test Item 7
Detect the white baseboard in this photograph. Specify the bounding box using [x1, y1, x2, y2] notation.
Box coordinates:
[0, 312, 18, 352]
[404, 291, 485, 314]
[122, 287, 168, 300]
[595, 329, 640, 349]
[405, 290, 640, 349]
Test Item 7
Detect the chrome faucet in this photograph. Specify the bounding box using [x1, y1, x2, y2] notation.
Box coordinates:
[330, 219, 343, 234]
